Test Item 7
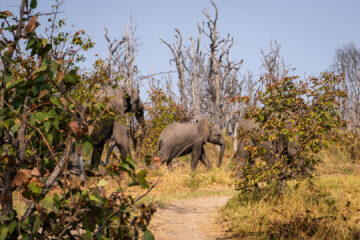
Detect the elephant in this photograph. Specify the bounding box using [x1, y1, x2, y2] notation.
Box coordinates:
[89, 85, 145, 167]
[234, 118, 302, 178]
[157, 118, 225, 171]
[234, 119, 276, 167]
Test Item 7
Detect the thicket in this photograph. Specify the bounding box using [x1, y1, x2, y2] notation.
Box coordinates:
[234, 73, 346, 194]
[0, 1, 155, 239]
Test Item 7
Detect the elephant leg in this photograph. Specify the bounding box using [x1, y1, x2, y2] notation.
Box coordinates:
[190, 142, 203, 171]
[234, 142, 252, 178]
[200, 152, 212, 170]
[113, 121, 131, 161]
[105, 141, 116, 165]
[91, 142, 105, 168]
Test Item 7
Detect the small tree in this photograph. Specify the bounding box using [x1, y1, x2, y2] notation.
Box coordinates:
[235, 73, 346, 193]
[143, 84, 190, 155]
[0, 1, 155, 239]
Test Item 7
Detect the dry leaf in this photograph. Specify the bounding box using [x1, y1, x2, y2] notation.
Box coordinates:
[60, 97, 67, 109]
[22, 15, 38, 35]
[11, 169, 32, 187]
[31, 168, 41, 177]
[38, 90, 49, 99]
[55, 59, 64, 65]
[88, 125, 94, 135]
[57, 71, 65, 83]
[0, 28, 2, 34]
[1, 11, 13, 16]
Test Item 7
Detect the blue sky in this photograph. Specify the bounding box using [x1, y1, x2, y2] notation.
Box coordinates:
[2, 0, 360, 81]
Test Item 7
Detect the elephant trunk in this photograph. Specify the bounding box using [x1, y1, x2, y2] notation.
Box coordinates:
[135, 102, 146, 129]
[217, 139, 226, 168]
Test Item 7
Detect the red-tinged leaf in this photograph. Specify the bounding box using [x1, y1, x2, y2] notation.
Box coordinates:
[11, 169, 32, 187]
[60, 97, 67, 109]
[69, 121, 79, 132]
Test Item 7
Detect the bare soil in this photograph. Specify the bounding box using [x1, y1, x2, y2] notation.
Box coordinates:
[150, 195, 233, 240]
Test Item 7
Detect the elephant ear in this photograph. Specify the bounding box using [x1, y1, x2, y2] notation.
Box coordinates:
[197, 118, 211, 142]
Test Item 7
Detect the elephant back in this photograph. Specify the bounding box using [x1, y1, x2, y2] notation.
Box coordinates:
[159, 122, 199, 145]
[95, 86, 127, 114]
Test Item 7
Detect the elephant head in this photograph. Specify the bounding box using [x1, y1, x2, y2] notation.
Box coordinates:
[122, 86, 145, 128]
[197, 118, 226, 167]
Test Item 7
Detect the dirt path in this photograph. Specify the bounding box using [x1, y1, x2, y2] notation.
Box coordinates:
[149, 195, 232, 240]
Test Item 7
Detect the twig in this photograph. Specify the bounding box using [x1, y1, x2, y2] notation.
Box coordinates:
[22, 131, 72, 220]
[134, 176, 161, 203]
[136, 71, 176, 82]
[4, 101, 58, 164]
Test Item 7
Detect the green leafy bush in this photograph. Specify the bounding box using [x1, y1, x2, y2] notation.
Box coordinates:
[235, 73, 346, 193]
[0, 1, 154, 239]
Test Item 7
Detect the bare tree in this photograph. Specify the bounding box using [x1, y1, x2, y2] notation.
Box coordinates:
[103, 18, 143, 161]
[184, 25, 208, 120]
[201, 0, 243, 128]
[104, 16, 139, 87]
[332, 43, 360, 127]
[160, 29, 190, 116]
[162, 0, 243, 129]
[261, 40, 294, 84]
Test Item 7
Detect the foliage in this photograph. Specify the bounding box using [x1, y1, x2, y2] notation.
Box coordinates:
[0, 1, 154, 239]
[143, 86, 190, 154]
[234, 73, 346, 193]
[1, 166, 155, 239]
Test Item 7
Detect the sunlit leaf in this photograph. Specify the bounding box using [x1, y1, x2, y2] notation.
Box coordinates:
[28, 182, 42, 195]
[97, 179, 108, 187]
[82, 142, 93, 158]
[143, 230, 155, 240]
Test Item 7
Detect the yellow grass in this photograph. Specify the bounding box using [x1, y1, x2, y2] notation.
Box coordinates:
[222, 144, 360, 239]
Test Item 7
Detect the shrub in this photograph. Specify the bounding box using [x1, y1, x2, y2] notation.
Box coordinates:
[0, 1, 154, 239]
[234, 73, 346, 193]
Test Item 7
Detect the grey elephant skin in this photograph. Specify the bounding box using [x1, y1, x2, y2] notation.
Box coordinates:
[234, 119, 276, 166]
[234, 118, 302, 176]
[89, 85, 145, 167]
[93, 85, 145, 166]
[67, 85, 145, 177]
[157, 118, 225, 171]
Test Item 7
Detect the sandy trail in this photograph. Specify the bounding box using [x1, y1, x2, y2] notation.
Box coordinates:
[150, 195, 232, 240]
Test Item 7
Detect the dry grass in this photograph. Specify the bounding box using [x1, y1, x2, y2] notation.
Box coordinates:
[222, 144, 360, 239]
[135, 163, 234, 204]
[10, 137, 360, 239]
[10, 137, 236, 217]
